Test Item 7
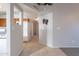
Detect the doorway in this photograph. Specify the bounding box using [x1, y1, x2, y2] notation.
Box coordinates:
[32, 20, 39, 40]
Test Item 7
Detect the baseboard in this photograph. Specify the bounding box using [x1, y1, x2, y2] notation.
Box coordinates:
[49, 46, 79, 48]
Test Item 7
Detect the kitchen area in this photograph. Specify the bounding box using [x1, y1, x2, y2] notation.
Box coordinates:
[0, 14, 7, 55]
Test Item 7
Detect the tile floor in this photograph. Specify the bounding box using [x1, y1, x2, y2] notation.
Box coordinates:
[20, 36, 66, 56]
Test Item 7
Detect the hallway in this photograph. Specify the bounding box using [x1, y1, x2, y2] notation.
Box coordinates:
[20, 36, 66, 56]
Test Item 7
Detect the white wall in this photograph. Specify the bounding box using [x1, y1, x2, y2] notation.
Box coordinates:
[28, 22, 33, 41]
[46, 13, 53, 48]
[23, 22, 28, 37]
[53, 4, 79, 47]
[11, 10, 23, 56]
[23, 12, 37, 19]
[23, 12, 35, 41]
[23, 21, 33, 41]
[38, 15, 47, 45]
[38, 12, 53, 47]
[0, 4, 23, 56]
[0, 3, 8, 56]
[6, 4, 23, 56]
[11, 24, 23, 56]
[38, 4, 79, 48]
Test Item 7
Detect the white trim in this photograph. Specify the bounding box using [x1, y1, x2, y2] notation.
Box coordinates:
[6, 3, 14, 56]
[49, 46, 79, 48]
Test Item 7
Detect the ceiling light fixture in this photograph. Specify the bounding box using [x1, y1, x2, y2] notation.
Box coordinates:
[37, 3, 53, 6]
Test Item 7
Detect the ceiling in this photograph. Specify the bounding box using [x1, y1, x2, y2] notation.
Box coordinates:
[23, 3, 53, 12]
[0, 3, 53, 18]
[17, 3, 39, 14]
[0, 3, 53, 12]
[0, 3, 20, 13]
